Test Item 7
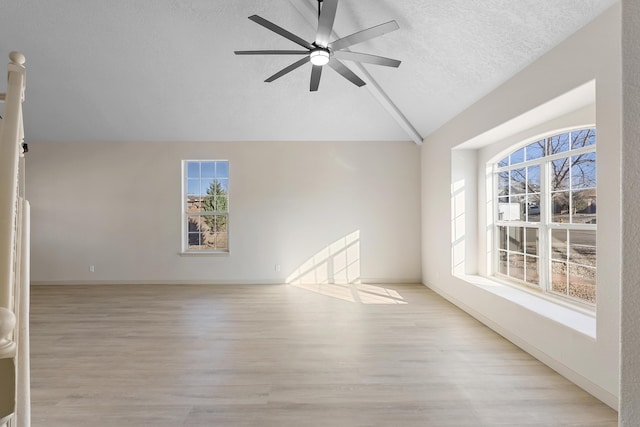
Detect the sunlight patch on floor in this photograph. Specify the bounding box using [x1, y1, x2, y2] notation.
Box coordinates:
[291, 282, 407, 305]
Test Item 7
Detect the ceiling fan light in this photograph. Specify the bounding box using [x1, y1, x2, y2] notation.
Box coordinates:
[310, 50, 330, 66]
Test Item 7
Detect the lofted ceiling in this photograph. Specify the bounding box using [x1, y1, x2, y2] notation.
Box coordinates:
[0, 0, 617, 143]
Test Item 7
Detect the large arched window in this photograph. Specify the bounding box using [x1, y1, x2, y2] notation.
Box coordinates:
[494, 128, 596, 305]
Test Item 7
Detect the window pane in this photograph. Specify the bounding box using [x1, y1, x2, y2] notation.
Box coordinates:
[525, 228, 538, 255]
[571, 129, 596, 149]
[571, 152, 596, 189]
[508, 227, 524, 253]
[525, 256, 539, 285]
[217, 178, 229, 194]
[201, 178, 214, 196]
[187, 215, 203, 231]
[551, 191, 570, 223]
[511, 195, 526, 221]
[215, 233, 229, 250]
[498, 226, 507, 250]
[202, 195, 215, 212]
[187, 179, 200, 196]
[498, 198, 520, 221]
[551, 261, 568, 295]
[572, 191, 596, 224]
[568, 230, 596, 267]
[498, 157, 509, 168]
[216, 195, 229, 212]
[526, 194, 540, 223]
[569, 264, 596, 304]
[215, 161, 229, 178]
[509, 253, 525, 281]
[187, 196, 201, 213]
[187, 215, 204, 249]
[551, 158, 570, 191]
[187, 162, 200, 178]
[551, 229, 568, 261]
[200, 215, 216, 232]
[548, 133, 570, 155]
[202, 230, 216, 249]
[498, 250, 508, 275]
[525, 141, 545, 161]
[498, 172, 509, 198]
[201, 162, 215, 178]
[188, 231, 201, 246]
[526, 165, 540, 193]
[217, 181, 227, 196]
[510, 148, 525, 165]
[510, 168, 526, 194]
[215, 215, 228, 233]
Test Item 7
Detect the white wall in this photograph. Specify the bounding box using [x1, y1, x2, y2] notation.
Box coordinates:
[621, 0, 640, 424]
[26, 140, 422, 285]
[422, 4, 620, 408]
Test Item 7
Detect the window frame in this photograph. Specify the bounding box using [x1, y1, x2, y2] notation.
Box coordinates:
[492, 128, 596, 307]
[181, 160, 230, 254]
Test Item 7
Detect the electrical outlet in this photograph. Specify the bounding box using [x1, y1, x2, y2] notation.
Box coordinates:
[89, 265, 95, 273]
[275, 264, 281, 272]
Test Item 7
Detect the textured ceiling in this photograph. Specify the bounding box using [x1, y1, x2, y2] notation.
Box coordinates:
[0, 0, 617, 143]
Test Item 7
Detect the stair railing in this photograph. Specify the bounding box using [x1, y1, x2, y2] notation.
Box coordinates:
[0, 51, 29, 427]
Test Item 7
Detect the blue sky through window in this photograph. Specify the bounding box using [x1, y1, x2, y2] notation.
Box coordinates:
[186, 161, 229, 196]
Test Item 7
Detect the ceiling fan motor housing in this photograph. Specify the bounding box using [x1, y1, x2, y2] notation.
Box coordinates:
[310, 48, 330, 66]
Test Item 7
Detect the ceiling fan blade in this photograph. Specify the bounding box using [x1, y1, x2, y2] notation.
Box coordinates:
[329, 21, 399, 52]
[248, 15, 314, 50]
[235, 50, 309, 55]
[315, 0, 339, 47]
[265, 57, 310, 83]
[328, 59, 366, 87]
[333, 51, 401, 67]
[310, 65, 323, 92]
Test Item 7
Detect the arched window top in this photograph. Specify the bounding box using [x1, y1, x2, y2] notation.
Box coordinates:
[497, 128, 596, 168]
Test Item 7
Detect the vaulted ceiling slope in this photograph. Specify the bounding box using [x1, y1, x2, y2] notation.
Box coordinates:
[0, 0, 617, 143]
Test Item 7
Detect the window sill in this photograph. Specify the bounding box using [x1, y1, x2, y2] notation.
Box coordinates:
[178, 251, 229, 257]
[455, 274, 596, 338]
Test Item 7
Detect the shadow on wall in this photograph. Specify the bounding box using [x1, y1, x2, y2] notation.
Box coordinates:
[286, 230, 407, 305]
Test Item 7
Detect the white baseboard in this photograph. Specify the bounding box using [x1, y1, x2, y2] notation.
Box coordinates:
[30, 280, 283, 286]
[359, 277, 422, 285]
[31, 278, 422, 286]
[424, 281, 619, 410]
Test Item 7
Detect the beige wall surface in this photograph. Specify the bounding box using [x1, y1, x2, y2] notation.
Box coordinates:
[421, 4, 621, 408]
[26, 140, 422, 285]
[621, 0, 640, 424]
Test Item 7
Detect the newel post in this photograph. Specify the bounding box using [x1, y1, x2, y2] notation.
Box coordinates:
[0, 51, 26, 311]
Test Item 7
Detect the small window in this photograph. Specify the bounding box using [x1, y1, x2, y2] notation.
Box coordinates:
[493, 128, 596, 305]
[183, 160, 229, 252]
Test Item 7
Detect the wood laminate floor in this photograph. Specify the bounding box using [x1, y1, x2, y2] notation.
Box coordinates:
[29, 283, 617, 427]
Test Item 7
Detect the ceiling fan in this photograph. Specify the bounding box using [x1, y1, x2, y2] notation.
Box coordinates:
[234, 0, 401, 92]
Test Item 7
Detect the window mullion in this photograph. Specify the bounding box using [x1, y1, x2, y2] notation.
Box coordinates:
[540, 157, 550, 293]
